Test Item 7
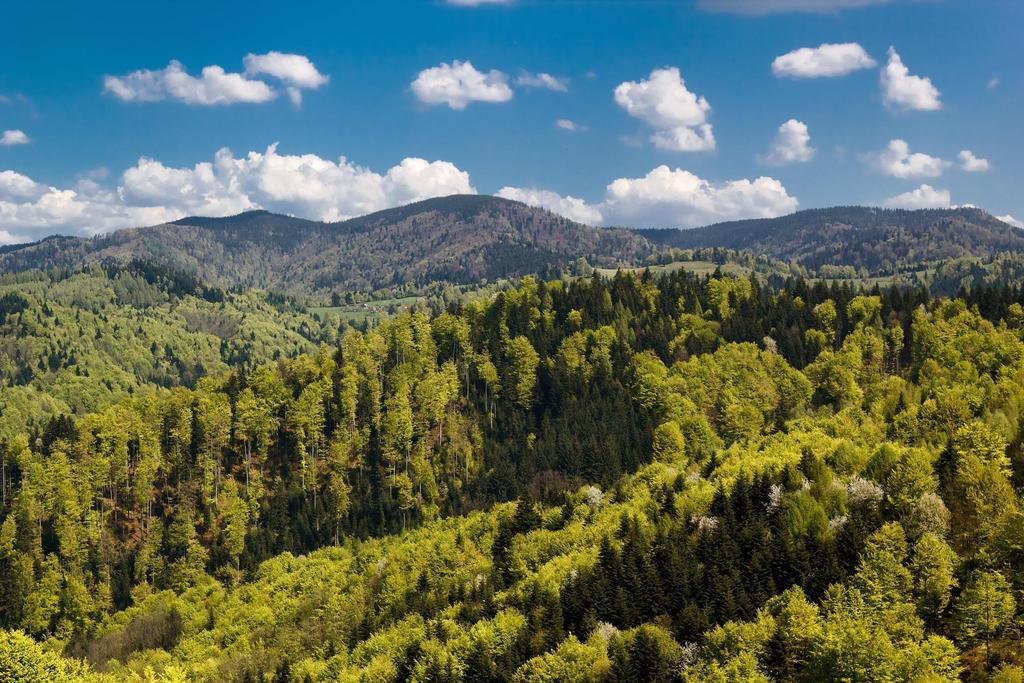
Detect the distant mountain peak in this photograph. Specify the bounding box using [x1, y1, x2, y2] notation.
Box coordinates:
[171, 208, 273, 225]
[170, 209, 318, 232]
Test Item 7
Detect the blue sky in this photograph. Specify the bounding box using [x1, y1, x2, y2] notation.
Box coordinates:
[0, 0, 1021, 242]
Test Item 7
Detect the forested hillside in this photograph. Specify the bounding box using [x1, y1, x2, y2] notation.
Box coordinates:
[4, 268, 1024, 680]
[639, 206, 1024, 274]
[0, 196, 653, 295]
[5, 199, 1024, 301]
[0, 261, 336, 439]
[6, 199, 1024, 302]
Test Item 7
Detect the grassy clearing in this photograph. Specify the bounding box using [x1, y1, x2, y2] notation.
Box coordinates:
[310, 295, 425, 325]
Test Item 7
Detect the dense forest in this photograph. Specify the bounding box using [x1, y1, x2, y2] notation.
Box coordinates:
[0, 261, 340, 439]
[4, 264, 1024, 680]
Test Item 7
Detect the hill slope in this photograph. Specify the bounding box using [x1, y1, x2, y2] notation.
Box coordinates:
[638, 206, 1024, 272]
[0, 262, 335, 437]
[3, 272, 1022, 680]
[0, 195, 654, 294]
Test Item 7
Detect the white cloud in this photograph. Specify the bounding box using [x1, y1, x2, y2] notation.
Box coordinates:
[649, 126, 716, 153]
[411, 60, 513, 110]
[988, 76, 1000, 91]
[379, 157, 476, 207]
[499, 167, 798, 228]
[0, 130, 29, 146]
[104, 54, 328, 107]
[958, 150, 989, 173]
[864, 139, 948, 178]
[614, 67, 715, 152]
[0, 146, 476, 237]
[496, 187, 602, 225]
[157, 145, 474, 221]
[1, 152, 800, 237]
[555, 119, 584, 132]
[0, 230, 25, 245]
[516, 72, 568, 92]
[757, 119, 815, 166]
[119, 155, 252, 216]
[516, 72, 573, 92]
[998, 214, 1023, 229]
[243, 52, 329, 105]
[243, 52, 328, 89]
[699, 0, 892, 13]
[0, 170, 46, 200]
[772, 43, 876, 78]
[880, 47, 941, 111]
[104, 60, 277, 105]
[883, 184, 951, 209]
[0, 176, 182, 237]
[602, 166, 797, 228]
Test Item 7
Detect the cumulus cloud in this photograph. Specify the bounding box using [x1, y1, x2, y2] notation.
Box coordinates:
[104, 54, 327, 106]
[516, 72, 568, 92]
[772, 43, 876, 78]
[864, 139, 948, 179]
[0, 170, 47, 200]
[883, 183, 951, 210]
[614, 67, 715, 152]
[2, 151, 800, 238]
[104, 60, 277, 105]
[243, 52, 328, 89]
[411, 60, 513, 109]
[243, 52, 329, 105]
[0, 146, 476, 239]
[123, 145, 475, 222]
[648, 126, 717, 153]
[0, 130, 29, 146]
[118, 156, 252, 217]
[757, 119, 815, 166]
[378, 157, 476, 207]
[0, 174, 183, 238]
[602, 166, 797, 227]
[496, 187, 602, 225]
[880, 47, 941, 111]
[998, 214, 1024, 229]
[958, 150, 989, 172]
[499, 167, 797, 228]
[699, 0, 892, 13]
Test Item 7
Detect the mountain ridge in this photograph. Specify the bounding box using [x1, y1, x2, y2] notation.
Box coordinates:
[0, 195, 654, 294]
[636, 205, 1024, 273]
[2, 199, 1022, 293]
